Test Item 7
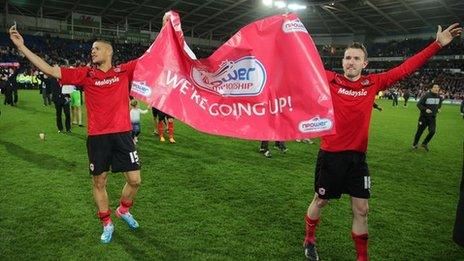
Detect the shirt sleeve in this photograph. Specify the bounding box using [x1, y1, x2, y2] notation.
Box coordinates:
[60, 67, 88, 87]
[121, 59, 138, 83]
[375, 42, 442, 91]
[325, 70, 335, 82]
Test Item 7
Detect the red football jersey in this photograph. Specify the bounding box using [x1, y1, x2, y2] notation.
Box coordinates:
[321, 42, 441, 152]
[60, 60, 137, 135]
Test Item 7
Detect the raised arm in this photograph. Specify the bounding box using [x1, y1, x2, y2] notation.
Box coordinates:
[377, 23, 462, 89]
[9, 25, 61, 79]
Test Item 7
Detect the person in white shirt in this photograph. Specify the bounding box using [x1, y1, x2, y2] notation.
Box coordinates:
[130, 99, 148, 144]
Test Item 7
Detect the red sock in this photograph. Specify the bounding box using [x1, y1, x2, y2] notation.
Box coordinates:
[118, 199, 133, 214]
[157, 121, 164, 137]
[352, 232, 369, 261]
[168, 121, 174, 138]
[304, 215, 319, 244]
[97, 209, 112, 226]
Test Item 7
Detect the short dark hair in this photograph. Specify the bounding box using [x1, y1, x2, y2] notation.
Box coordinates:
[345, 42, 368, 59]
[94, 39, 113, 47]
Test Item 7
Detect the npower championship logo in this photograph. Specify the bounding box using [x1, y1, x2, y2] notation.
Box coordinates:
[282, 18, 308, 34]
[131, 81, 152, 97]
[191, 56, 267, 96]
[299, 117, 333, 133]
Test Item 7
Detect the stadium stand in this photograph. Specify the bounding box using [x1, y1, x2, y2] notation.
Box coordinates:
[1, 33, 463, 101]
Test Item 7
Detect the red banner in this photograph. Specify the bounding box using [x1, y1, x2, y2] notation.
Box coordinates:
[131, 11, 335, 141]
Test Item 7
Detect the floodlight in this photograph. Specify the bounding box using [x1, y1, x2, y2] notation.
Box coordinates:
[274, 1, 287, 9]
[288, 3, 307, 10]
[262, 0, 273, 6]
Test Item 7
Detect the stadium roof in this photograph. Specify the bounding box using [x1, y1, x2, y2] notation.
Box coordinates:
[4, 0, 464, 40]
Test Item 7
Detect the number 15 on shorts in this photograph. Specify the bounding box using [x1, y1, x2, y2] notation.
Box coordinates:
[129, 151, 139, 164]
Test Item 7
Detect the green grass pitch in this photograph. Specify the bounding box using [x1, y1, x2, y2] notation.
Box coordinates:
[0, 90, 463, 260]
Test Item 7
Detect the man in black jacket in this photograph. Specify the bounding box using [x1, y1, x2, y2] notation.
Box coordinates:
[412, 84, 442, 151]
[1, 74, 13, 106]
[391, 88, 399, 107]
[38, 73, 52, 106]
[4, 70, 18, 106]
[403, 88, 411, 107]
[8, 69, 19, 106]
[460, 99, 463, 119]
[0, 75, 9, 114]
[51, 77, 71, 133]
[453, 149, 464, 247]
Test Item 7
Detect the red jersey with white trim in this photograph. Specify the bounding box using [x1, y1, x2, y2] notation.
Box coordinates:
[321, 42, 441, 152]
[60, 60, 137, 136]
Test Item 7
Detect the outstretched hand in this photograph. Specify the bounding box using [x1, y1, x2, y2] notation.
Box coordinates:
[9, 25, 24, 48]
[436, 23, 462, 47]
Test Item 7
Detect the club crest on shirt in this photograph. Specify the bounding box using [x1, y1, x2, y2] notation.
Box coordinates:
[361, 79, 370, 86]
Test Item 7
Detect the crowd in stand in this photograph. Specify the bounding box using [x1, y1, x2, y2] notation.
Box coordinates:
[0, 33, 148, 67]
[367, 59, 464, 70]
[0, 33, 463, 101]
[319, 38, 464, 57]
[386, 70, 464, 100]
[367, 38, 464, 57]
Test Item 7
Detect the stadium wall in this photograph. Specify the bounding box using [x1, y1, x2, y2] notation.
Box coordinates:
[0, 13, 66, 31]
